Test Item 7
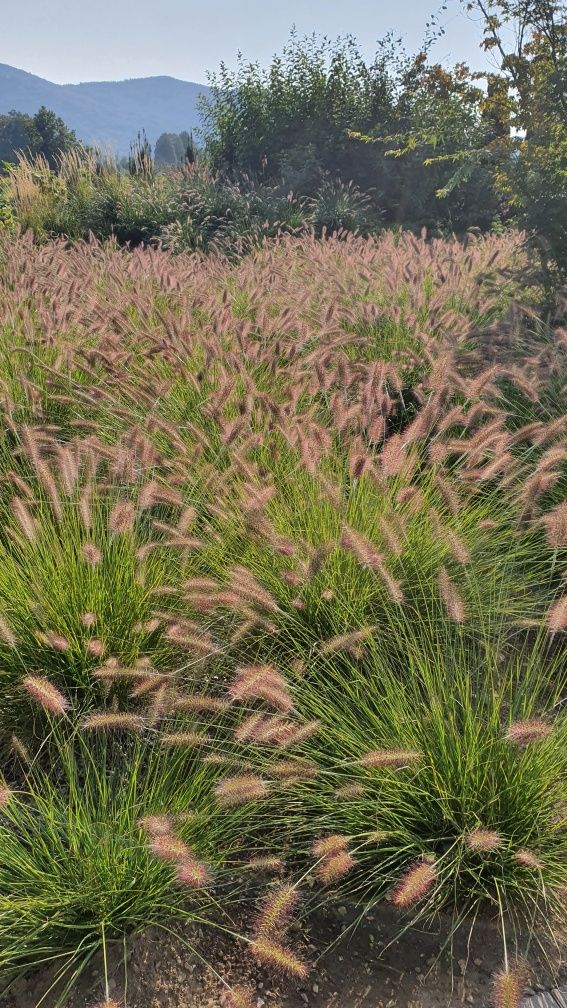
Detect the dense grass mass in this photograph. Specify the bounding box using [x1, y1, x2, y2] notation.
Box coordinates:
[0, 733, 243, 984]
[0, 151, 377, 254]
[0, 228, 565, 1004]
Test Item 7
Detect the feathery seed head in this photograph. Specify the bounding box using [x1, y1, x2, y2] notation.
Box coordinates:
[366, 830, 390, 844]
[335, 782, 366, 800]
[547, 595, 567, 633]
[86, 638, 105, 657]
[506, 720, 551, 745]
[0, 617, 16, 647]
[130, 673, 166, 699]
[175, 855, 212, 888]
[82, 541, 102, 566]
[254, 883, 298, 937]
[202, 753, 234, 766]
[109, 500, 136, 534]
[269, 759, 318, 780]
[275, 719, 320, 749]
[10, 735, 29, 762]
[225, 985, 255, 1008]
[11, 497, 37, 542]
[514, 848, 543, 870]
[359, 748, 422, 769]
[465, 828, 503, 853]
[234, 711, 272, 743]
[174, 694, 228, 713]
[437, 567, 466, 623]
[391, 859, 438, 909]
[312, 835, 351, 858]
[38, 631, 70, 652]
[23, 675, 68, 716]
[321, 627, 374, 655]
[160, 732, 210, 748]
[316, 851, 356, 885]
[82, 712, 144, 732]
[148, 834, 191, 862]
[244, 856, 284, 873]
[250, 938, 308, 979]
[282, 571, 302, 587]
[138, 815, 173, 837]
[542, 501, 567, 550]
[214, 775, 269, 807]
[228, 665, 293, 711]
[492, 968, 523, 1008]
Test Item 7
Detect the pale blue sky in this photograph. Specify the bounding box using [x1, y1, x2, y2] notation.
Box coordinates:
[3, 0, 488, 85]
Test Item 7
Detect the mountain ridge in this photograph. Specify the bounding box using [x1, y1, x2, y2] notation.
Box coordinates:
[0, 63, 211, 153]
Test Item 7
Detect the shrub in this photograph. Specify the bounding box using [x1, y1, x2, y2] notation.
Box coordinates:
[0, 728, 244, 996]
[270, 634, 567, 938]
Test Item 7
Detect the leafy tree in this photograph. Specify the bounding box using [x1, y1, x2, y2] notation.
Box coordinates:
[468, 0, 567, 280]
[155, 132, 182, 167]
[154, 131, 198, 168]
[200, 32, 400, 191]
[200, 31, 501, 230]
[32, 106, 79, 166]
[0, 113, 33, 166]
[364, 58, 501, 229]
[0, 107, 78, 169]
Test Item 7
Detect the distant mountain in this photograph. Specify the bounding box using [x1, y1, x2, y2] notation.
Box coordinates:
[0, 63, 212, 153]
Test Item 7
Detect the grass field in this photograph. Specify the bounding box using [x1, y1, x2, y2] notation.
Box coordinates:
[0, 227, 565, 1008]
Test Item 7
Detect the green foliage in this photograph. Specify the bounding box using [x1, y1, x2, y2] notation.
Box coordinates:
[0, 107, 79, 169]
[155, 130, 197, 167]
[200, 32, 500, 231]
[434, 1, 567, 282]
[0, 152, 380, 251]
[282, 633, 567, 930]
[0, 729, 241, 999]
[481, 0, 567, 282]
[201, 33, 397, 184]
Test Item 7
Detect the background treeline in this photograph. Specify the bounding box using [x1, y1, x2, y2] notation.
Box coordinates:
[0, 0, 566, 282]
[201, 32, 498, 233]
[154, 130, 196, 167]
[0, 106, 78, 167]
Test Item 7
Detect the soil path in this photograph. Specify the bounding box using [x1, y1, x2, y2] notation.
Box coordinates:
[2, 905, 564, 1008]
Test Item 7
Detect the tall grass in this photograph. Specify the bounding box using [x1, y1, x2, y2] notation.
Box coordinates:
[0, 151, 377, 252]
[0, 727, 249, 1004]
[0, 227, 565, 1003]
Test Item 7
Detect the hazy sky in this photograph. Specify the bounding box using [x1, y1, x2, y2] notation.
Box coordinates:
[2, 0, 488, 84]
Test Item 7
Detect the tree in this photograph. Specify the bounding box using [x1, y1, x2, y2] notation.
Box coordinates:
[32, 106, 79, 166]
[200, 32, 400, 193]
[200, 31, 502, 230]
[468, 0, 567, 280]
[154, 132, 180, 167]
[369, 59, 501, 229]
[0, 107, 78, 169]
[154, 131, 198, 168]
[0, 112, 34, 166]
